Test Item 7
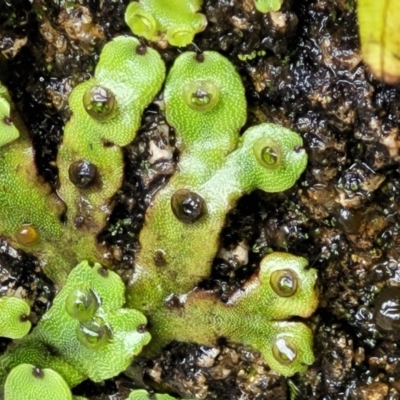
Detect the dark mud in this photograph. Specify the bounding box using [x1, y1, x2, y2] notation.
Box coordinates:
[1, 0, 400, 399]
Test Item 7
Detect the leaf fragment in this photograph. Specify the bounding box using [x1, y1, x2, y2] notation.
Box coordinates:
[357, 0, 400, 84]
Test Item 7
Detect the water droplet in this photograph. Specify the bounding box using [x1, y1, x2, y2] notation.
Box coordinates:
[83, 85, 116, 121]
[76, 317, 112, 350]
[374, 287, 400, 331]
[182, 80, 220, 112]
[270, 269, 298, 297]
[65, 288, 99, 322]
[261, 147, 278, 165]
[335, 208, 362, 235]
[16, 224, 40, 246]
[171, 189, 206, 224]
[272, 338, 297, 365]
[68, 160, 97, 188]
[253, 138, 281, 168]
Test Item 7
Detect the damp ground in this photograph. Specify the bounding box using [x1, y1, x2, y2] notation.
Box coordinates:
[1, 0, 400, 399]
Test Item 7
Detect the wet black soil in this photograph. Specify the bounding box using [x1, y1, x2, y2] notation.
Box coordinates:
[1, 0, 400, 399]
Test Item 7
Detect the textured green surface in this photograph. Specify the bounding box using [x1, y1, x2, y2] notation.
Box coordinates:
[4, 364, 72, 400]
[128, 51, 247, 311]
[0, 17, 318, 393]
[0, 82, 68, 281]
[0, 297, 31, 339]
[127, 389, 195, 400]
[128, 389, 179, 400]
[125, 0, 206, 46]
[254, 0, 283, 13]
[0, 37, 165, 284]
[128, 122, 307, 312]
[145, 253, 317, 376]
[0, 128, 64, 242]
[164, 51, 247, 180]
[0, 261, 151, 387]
[124, 49, 314, 377]
[57, 35, 165, 251]
[0, 92, 19, 147]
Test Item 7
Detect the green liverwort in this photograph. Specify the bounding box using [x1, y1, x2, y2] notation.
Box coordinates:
[0, 36, 165, 284]
[125, 0, 207, 47]
[125, 50, 313, 377]
[0, 297, 31, 339]
[4, 364, 72, 400]
[0, 7, 317, 396]
[0, 261, 150, 387]
[127, 389, 194, 400]
[254, 0, 283, 13]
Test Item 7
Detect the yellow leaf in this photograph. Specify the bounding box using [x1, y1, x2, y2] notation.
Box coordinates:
[357, 0, 400, 84]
